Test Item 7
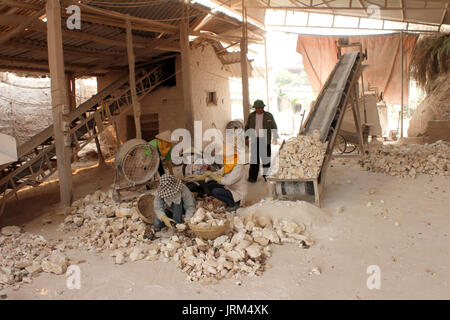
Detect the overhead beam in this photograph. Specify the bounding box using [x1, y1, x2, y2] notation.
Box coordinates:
[190, 30, 262, 44]
[219, 25, 264, 41]
[0, 66, 47, 73]
[7, 41, 123, 60]
[216, 41, 240, 54]
[88, 36, 180, 71]
[0, 14, 149, 49]
[63, 0, 178, 33]
[188, 1, 241, 27]
[46, 0, 73, 207]
[0, 55, 108, 73]
[0, 13, 183, 53]
[2, 0, 178, 34]
[0, 7, 44, 46]
[193, 13, 214, 31]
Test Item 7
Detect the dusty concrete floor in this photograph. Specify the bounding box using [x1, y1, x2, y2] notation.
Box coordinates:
[1, 157, 449, 300]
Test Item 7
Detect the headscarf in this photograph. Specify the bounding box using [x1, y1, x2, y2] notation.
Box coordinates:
[222, 144, 238, 175]
[158, 139, 171, 157]
[157, 174, 182, 199]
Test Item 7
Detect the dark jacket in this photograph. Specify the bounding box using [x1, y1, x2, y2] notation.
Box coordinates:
[245, 111, 278, 142]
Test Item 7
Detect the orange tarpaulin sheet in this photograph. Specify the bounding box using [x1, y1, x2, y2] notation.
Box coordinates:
[296, 33, 419, 105]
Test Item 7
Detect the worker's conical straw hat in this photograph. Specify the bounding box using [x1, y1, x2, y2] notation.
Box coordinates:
[155, 130, 172, 143]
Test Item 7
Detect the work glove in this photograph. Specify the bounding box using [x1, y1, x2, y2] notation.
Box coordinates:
[207, 172, 222, 183]
[188, 173, 208, 181]
[161, 215, 176, 229]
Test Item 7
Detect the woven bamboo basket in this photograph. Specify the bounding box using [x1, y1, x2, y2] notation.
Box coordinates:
[187, 220, 230, 240]
[136, 193, 156, 224]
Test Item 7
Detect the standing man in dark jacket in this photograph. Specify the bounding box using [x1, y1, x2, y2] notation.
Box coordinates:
[245, 99, 278, 183]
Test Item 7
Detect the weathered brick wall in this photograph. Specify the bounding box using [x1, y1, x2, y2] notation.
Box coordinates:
[0, 73, 97, 146]
[97, 43, 232, 142]
[0, 73, 52, 146]
[190, 43, 232, 134]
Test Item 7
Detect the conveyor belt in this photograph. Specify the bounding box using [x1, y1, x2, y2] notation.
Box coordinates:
[302, 51, 361, 143]
[270, 51, 363, 206]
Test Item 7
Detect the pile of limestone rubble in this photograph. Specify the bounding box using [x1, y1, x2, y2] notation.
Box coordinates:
[195, 197, 226, 214]
[0, 190, 314, 288]
[274, 130, 328, 179]
[360, 141, 449, 178]
[59, 190, 313, 283]
[0, 226, 70, 290]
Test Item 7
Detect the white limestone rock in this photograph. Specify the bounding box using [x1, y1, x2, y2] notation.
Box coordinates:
[191, 208, 206, 224]
[129, 248, 144, 262]
[41, 251, 68, 275]
[1, 226, 21, 236]
[273, 130, 327, 179]
[115, 252, 125, 265]
[245, 244, 262, 259]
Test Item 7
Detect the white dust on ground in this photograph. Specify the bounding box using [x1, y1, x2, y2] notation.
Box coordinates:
[238, 199, 332, 242]
[1, 158, 450, 299]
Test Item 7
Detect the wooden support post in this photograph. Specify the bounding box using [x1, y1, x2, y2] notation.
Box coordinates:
[113, 120, 122, 149]
[93, 128, 106, 167]
[351, 87, 365, 154]
[126, 18, 142, 140]
[180, 1, 194, 134]
[400, 31, 404, 138]
[66, 73, 76, 111]
[240, 3, 250, 123]
[264, 33, 270, 111]
[46, 0, 73, 207]
[66, 73, 80, 161]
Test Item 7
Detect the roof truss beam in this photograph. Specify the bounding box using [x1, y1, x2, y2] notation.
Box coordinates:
[0, 14, 148, 49]
[0, 8, 45, 46]
[2, 0, 178, 34]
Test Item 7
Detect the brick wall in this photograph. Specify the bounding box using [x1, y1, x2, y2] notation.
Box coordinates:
[97, 43, 232, 143]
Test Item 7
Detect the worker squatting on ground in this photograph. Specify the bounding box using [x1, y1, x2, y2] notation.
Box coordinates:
[245, 99, 278, 183]
[148, 130, 174, 176]
[153, 174, 196, 229]
[189, 143, 247, 212]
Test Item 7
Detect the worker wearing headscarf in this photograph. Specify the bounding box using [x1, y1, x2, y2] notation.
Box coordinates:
[190, 143, 247, 211]
[153, 174, 195, 229]
[148, 130, 174, 176]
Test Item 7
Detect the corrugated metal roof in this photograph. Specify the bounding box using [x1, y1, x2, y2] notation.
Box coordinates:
[221, 0, 450, 30]
[0, 0, 263, 76]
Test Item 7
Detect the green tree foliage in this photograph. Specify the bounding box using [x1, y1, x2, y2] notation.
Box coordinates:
[275, 69, 310, 88]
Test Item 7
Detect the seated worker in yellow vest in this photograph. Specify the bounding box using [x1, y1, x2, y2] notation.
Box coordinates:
[153, 174, 195, 230]
[148, 130, 174, 176]
[189, 143, 247, 212]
